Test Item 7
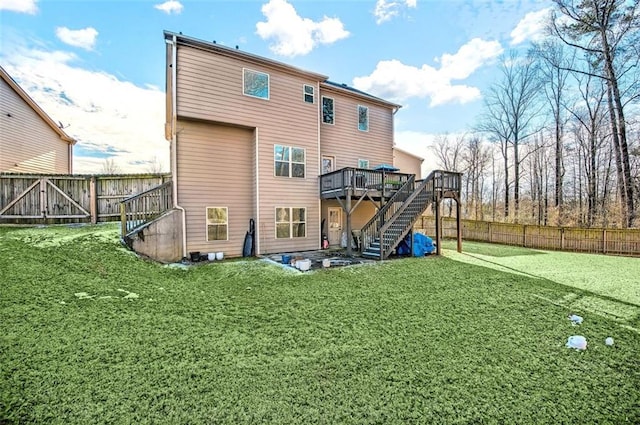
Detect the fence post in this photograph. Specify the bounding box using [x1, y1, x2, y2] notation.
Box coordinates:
[560, 228, 565, 250]
[603, 229, 607, 254]
[90, 176, 97, 224]
[523, 225, 526, 247]
[39, 178, 47, 217]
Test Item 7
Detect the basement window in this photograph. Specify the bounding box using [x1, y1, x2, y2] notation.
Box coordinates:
[206, 207, 228, 241]
[276, 207, 306, 239]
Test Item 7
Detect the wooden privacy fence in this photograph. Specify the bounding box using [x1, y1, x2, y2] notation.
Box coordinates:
[0, 173, 171, 224]
[416, 217, 640, 256]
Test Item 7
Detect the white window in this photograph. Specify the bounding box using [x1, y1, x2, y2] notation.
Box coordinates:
[274, 145, 305, 178]
[303, 84, 314, 103]
[243, 68, 269, 99]
[276, 207, 306, 239]
[206, 207, 228, 241]
[358, 105, 369, 131]
[322, 96, 334, 124]
[358, 159, 369, 169]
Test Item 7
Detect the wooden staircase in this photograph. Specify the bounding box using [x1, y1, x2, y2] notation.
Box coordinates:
[360, 170, 460, 259]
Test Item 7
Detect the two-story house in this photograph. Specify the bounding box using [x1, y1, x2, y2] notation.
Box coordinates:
[123, 31, 461, 262]
[1, 66, 76, 173]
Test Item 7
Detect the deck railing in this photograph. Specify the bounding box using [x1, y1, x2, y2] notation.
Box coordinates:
[319, 168, 411, 196]
[120, 181, 173, 236]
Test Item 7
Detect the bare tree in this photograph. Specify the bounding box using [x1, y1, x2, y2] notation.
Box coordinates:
[101, 158, 121, 175]
[532, 41, 574, 224]
[550, 0, 639, 226]
[146, 156, 165, 174]
[477, 50, 543, 221]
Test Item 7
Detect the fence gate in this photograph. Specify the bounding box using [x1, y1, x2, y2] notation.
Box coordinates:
[0, 176, 91, 220]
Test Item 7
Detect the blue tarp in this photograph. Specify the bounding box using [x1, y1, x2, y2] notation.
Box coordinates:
[396, 233, 435, 256]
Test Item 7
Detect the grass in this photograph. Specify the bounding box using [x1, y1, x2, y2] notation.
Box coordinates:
[1, 224, 639, 424]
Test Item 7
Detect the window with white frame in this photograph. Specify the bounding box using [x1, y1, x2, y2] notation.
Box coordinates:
[243, 68, 269, 99]
[303, 84, 314, 103]
[322, 96, 334, 124]
[276, 207, 306, 239]
[206, 207, 228, 241]
[358, 159, 369, 169]
[274, 145, 305, 178]
[358, 105, 369, 131]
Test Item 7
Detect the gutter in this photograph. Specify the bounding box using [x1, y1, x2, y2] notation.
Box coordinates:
[167, 34, 187, 259]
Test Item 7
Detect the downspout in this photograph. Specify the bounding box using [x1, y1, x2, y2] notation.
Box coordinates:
[168, 35, 187, 259]
[317, 80, 322, 249]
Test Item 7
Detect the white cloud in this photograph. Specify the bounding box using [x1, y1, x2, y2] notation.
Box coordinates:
[510, 8, 551, 45]
[353, 38, 503, 107]
[256, 0, 349, 57]
[374, 0, 417, 25]
[1, 47, 169, 173]
[154, 0, 183, 15]
[0, 0, 38, 14]
[55, 27, 98, 51]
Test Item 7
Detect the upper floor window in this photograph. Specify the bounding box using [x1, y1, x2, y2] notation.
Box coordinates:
[243, 68, 269, 99]
[358, 105, 369, 131]
[206, 207, 228, 241]
[276, 207, 306, 239]
[358, 159, 369, 169]
[274, 145, 305, 178]
[303, 84, 314, 103]
[322, 97, 334, 124]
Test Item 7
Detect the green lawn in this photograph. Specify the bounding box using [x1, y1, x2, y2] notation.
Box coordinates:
[1, 225, 639, 424]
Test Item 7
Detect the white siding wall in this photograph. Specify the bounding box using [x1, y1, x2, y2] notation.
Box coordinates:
[0, 78, 70, 173]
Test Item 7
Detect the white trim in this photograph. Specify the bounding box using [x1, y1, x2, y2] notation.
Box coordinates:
[303, 83, 315, 104]
[275, 206, 307, 239]
[321, 96, 335, 125]
[205, 206, 229, 241]
[242, 67, 270, 100]
[274, 144, 306, 178]
[357, 104, 369, 132]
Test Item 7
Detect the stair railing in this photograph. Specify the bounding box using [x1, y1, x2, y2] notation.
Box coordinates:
[120, 181, 173, 236]
[359, 175, 415, 258]
[379, 175, 435, 258]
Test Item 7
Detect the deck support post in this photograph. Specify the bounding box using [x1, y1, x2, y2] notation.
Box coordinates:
[435, 192, 442, 256]
[456, 194, 462, 253]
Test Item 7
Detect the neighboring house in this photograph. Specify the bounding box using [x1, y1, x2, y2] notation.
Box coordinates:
[126, 31, 460, 262]
[0, 66, 76, 173]
[393, 146, 424, 180]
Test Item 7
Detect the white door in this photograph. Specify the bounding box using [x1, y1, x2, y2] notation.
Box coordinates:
[328, 207, 342, 246]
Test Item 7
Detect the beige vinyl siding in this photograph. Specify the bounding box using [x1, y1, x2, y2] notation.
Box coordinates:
[319, 86, 394, 170]
[176, 120, 255, 258]
[393, 148, 423, 179]
[175, 45, 321, 254]
[0, 78, 71, 173]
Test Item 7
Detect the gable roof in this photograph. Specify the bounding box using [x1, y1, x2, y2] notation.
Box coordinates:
[164, 30, 402, 111]
[0, 66, 76, 145]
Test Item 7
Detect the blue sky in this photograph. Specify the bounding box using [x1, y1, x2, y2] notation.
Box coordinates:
[0, 0, 552, 173]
